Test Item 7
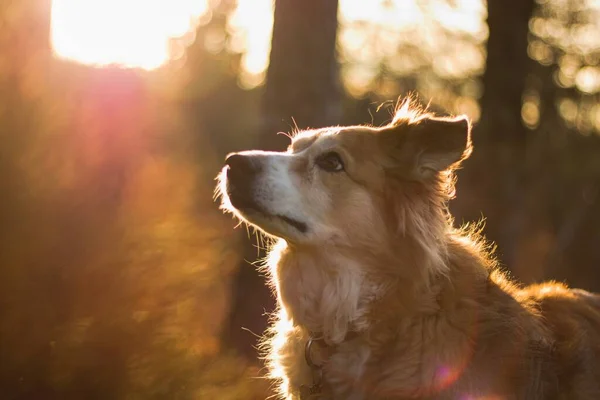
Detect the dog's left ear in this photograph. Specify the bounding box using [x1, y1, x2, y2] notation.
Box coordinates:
[380, 115, 472, 178]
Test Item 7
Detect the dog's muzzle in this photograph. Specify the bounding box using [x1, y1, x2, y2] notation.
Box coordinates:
[224, 152, 309, 234]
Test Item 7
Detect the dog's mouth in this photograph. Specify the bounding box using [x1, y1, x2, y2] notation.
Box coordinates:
[275, 214, 308, 233]
[239, 204, 308, 234]
[227, 189, 308, 234]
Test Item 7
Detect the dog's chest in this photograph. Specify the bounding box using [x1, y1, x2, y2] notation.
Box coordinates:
[277, 258, 371, 341]
[278, 255, 388, 337]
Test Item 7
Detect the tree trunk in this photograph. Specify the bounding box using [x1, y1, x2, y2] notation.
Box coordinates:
[225, 0, 341, 359]
[260, 0, 341, 150]
[454, 0, 536, 274]
[478, 0, 535, 145]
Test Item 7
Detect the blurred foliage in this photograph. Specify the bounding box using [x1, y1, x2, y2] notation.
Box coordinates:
[337, 0, 487, 121]
[0, 0, 268, 398]
[527, 0, 600, 133]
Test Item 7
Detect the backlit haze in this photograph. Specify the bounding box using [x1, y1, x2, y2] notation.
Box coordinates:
[50, 0, 600, 130]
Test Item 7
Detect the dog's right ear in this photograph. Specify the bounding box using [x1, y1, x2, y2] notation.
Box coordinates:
[378, 115, 472, 179]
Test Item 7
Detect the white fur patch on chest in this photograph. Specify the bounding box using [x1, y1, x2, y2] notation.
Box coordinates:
[276, 250, 381, 344]
[266, 242, 387, 399]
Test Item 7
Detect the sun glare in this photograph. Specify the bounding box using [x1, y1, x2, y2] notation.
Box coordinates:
[227, 0, 274, 88]
[50, 0, 209, 70]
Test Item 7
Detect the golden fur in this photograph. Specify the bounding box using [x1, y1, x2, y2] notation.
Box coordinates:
[216, 100, 600, 399]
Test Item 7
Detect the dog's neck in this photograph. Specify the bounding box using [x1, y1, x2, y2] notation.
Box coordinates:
[267, 240, 377, 344]
[266, 223, 493, 343]
[266, 230, 463, 345]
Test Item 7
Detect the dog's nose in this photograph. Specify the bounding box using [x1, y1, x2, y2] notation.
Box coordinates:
[225, 153, 260, 210]
[225, 153, 260, 182]
[226, 153, 252, 172]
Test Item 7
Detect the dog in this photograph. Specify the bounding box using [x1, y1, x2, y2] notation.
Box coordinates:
[216, 100, 600, 399]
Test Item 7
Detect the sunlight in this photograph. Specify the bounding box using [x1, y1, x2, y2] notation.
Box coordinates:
[230, 0, 486, 92]
[50, 0, 209, 70]
[338, 0, 486, 119]
[50, 0, 486, 89]
[228, 0, 274, 88]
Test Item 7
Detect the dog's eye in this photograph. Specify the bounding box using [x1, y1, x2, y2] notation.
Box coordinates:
[316, 152, 344, 172]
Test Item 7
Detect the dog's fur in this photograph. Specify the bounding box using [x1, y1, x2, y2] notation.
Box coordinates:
[216, 100, 600, 399]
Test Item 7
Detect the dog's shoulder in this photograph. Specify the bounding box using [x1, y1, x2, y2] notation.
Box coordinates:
[525, 283, 600, 331]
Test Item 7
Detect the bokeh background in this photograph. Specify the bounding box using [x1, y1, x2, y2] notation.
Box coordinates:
[1, 0, 599, 398]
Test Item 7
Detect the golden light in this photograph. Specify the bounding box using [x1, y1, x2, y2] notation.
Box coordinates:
[50, 0, 209, 70]
[227, 0, 274, 89]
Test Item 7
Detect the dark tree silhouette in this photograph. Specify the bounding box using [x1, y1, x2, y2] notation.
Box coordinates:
[225, 0, 342, 358]
[261, 0, 341, 150]
[479, 0, 535, 145]
[455, 0, 536, 274]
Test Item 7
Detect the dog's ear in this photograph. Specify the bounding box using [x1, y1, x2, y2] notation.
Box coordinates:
[379, 115, 472, 178]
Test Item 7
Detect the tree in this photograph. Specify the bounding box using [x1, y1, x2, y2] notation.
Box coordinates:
[261, 0, 341, 150]
[454, 0, 536, 273]
[225, 0, 342, 358]
[478, 0, 535, 145]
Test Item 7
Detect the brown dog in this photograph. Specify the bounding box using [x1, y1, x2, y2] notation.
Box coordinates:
[216, 100, 600, 399]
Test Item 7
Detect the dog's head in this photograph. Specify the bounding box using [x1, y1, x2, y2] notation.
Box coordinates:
[216, 104, 472, 249]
